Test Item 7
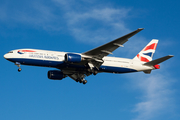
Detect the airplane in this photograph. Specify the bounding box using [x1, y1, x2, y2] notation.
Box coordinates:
[4, 28, 173, 84]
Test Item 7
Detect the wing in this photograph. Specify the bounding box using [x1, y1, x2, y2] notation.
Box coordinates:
[82, 28, 144, 59]
[81, 28, 144, 69]
[59, 28, 144, 83]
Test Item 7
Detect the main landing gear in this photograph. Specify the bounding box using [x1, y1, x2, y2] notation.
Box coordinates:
[83, 80, 87, 84]
[87, 68, 98, 76]
[15, 62, 22, 72]
[75, 78, 87, 84]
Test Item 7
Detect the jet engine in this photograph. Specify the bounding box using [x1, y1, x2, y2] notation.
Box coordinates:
[48, 70, 65, 80]
[65, 53, 82, 63]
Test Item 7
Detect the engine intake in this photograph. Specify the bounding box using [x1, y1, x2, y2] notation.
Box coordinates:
[48, 70, 65, 80]
[65, 53, 82, 63]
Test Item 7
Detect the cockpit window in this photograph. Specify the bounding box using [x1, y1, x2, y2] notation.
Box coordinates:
[8, 51, 13, 53]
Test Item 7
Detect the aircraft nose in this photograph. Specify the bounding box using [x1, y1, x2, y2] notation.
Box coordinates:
[4, 53, 9, 59]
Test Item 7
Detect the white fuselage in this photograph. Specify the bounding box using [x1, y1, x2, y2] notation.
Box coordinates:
[4, 49, 154, 74]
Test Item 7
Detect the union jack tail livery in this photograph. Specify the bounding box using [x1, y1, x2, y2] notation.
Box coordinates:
[133, 39, 158, 62]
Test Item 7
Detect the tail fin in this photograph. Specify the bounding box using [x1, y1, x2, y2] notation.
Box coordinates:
[133, 39, 158, 62]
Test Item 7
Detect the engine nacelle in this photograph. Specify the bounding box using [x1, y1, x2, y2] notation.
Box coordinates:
[65, 53, 82, 63]
[48, 70, 65, 80]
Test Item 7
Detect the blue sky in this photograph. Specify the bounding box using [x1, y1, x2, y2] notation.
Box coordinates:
[0, 0, 179, 120]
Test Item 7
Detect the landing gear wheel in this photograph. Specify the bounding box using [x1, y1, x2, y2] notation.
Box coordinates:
[83, 80, 87, 84]
[93, 70, 98, 75]
[79, 79, 83, 83]
[18, 68, 22, 72]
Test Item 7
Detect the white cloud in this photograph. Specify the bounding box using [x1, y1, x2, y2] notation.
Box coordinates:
[65, 7, 131, 44]
[67, 8, 130, 24]
[129, 73, 175, 120]
[0, 0, 133, 43]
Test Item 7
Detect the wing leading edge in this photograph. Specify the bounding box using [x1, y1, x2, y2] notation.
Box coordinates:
[82, 28, 144, 59]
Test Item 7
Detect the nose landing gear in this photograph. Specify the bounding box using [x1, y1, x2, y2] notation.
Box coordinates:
[15, 62, 22, 72]
[18, 68, 22, 72]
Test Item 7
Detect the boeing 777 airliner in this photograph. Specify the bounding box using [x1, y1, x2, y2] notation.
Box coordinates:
[4, 28, 173, 84]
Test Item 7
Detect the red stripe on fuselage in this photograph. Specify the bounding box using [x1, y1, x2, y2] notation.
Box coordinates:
[18, 50, 36, 52]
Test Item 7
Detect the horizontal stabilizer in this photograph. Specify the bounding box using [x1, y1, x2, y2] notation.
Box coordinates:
[144, 55, 174, 66]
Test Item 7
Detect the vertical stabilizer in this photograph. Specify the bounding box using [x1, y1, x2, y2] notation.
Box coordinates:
[133, 39, 158, 62]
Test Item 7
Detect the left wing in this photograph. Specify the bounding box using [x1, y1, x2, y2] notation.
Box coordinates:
[81, 28, 144, 69]
[82, 28, 144, 59]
